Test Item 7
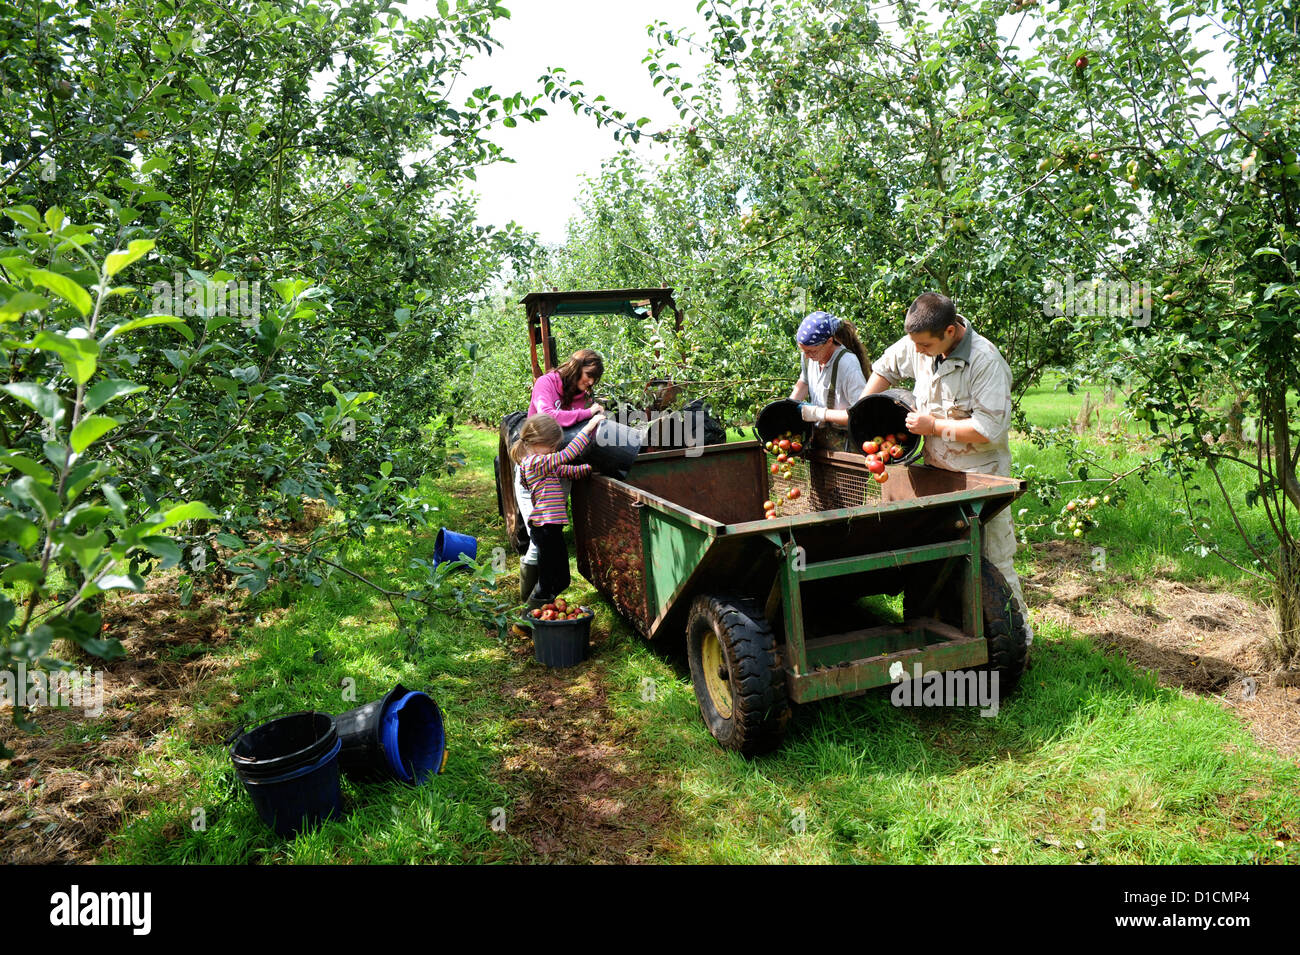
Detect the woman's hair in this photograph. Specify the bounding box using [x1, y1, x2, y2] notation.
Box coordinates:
[832, 319, 870, 374]
[510, 414, 564, 465]
[555, 349, 604, 405]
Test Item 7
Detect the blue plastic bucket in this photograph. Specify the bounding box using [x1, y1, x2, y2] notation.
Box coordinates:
[433, 527, 477, 567]
[380, 690, 446, 784]
[335, 683, 447, 785]
[230, 712, 344, 837]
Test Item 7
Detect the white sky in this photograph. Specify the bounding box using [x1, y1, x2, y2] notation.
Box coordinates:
[406, 0, 715, 245]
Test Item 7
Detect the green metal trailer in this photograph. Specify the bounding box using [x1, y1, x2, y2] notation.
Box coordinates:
[572, 439, 1030, 754]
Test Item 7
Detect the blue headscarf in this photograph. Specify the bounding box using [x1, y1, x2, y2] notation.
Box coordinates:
[796, 311, 842, 346]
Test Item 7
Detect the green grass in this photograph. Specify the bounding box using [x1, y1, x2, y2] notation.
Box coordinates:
[603, 622, 1298, 863]
[99, 418, 1298, 865]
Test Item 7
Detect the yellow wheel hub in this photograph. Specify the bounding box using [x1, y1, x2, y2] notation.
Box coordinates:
[701, 630, 733, 719]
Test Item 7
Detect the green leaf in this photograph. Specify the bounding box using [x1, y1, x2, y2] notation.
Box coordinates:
[95, 573, 144, 592]
[65, 505, 110, 532]
[104, 239, 155, 277]
[2, 562, 44, 584]
[44, 207, 65, 232]
[84, 379, 146, 412]
[0, 453, 53, 482]
[0, 514, 40, 549]
[1, 381, 64, 422]
[60, 529, 108, 572]
[437, 0, 449, 14]
[186, 76, 216, 101]
[3, 205, 42, 230]
[10, 475, 60, 520]
[70, 415, 120, 453]
[27, 331, 98, 384]
[26, 269, 93, 317]
[151, 501, 219, 534]
[100, 314, 194, 344]
[140, 535, 182, 566]
[102, 484, 127, 523]
[0, 291, 49, 321]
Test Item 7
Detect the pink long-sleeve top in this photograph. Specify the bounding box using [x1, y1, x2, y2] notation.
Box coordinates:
[520, 428, 593, 526]
[528, 370, 595, 427]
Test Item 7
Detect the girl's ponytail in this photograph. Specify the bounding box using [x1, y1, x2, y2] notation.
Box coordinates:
[833, 318, 870, 373]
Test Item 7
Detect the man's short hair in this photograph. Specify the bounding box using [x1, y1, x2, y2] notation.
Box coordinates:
[904, 292, 958, 338]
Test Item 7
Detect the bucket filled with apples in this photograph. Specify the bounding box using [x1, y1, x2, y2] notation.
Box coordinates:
[847, 390, 925, 477]
[525, 596, 593, 667]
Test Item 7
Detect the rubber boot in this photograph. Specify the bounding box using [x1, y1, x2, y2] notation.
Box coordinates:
[519, 561, 541, 603]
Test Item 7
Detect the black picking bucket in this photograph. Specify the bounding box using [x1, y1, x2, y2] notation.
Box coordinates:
[229, 711, 343, 837]
[531, 609, 593, 667]
[561, 418, 644, 480]
[335, 683, 447, 785]
[847, 389, 925, 464]
[755, 399, 813, 446]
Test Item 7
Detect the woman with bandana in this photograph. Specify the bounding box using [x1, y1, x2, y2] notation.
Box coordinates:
[788, 310, 871, 450]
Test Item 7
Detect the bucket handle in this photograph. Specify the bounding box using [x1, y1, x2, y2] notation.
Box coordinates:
[222, 725, 246, 748]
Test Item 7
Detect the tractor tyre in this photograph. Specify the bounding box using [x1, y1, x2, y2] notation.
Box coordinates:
[686, 594, 790, 755]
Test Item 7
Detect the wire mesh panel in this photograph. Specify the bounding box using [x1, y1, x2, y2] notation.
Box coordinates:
[761, 451, 884, 519]
[574, 478, 649, 633]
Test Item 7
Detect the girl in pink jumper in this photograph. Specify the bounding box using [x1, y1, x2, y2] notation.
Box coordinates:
[528, 349, 605, 426]
[511, 412, 604, 604]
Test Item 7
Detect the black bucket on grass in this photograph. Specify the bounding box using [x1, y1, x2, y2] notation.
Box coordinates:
[847, 389, 925, 465]
[335, 683, 447, 785]
[230, 711, 343, 837]
[530, 608, 593, 668]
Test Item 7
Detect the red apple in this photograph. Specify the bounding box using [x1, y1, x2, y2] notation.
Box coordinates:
[867, 458, 885, 474]
[874, 471, 889, 484]
[863, 441, 880, 455]
[787, 488, 801, 500]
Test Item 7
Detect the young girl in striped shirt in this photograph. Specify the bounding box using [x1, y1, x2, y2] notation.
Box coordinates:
[511, 411, 605, 604]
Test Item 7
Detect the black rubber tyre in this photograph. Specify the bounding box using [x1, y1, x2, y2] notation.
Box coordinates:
[493, 454, 504, 519]
[496, 423, 530, 556]
[905, 561, 1030, 693]
[685, 594, 790, 755]
[978, 564, 1030, 692]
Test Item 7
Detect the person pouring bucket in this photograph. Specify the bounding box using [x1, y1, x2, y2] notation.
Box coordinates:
[514, 349, 604, 602]
[788, 311, 871, 450]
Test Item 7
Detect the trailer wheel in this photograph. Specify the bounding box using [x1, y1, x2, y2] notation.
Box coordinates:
[906, 562, 1029, 692]
[493, 454, 504, 518]
[978, 564, 1030, 692]
[496, 431, 530, 556]
[686, 595, 790, 756]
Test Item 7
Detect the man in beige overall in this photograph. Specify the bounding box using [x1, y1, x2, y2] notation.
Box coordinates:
[864, 292, 1033, 645]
